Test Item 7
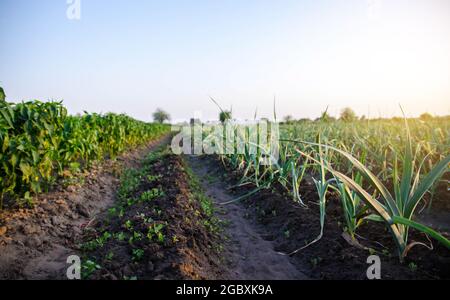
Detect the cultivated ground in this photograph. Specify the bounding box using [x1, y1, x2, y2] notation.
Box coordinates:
[0, 136, 171, 279]
[0, 139, 448, 280]
[193, 156, 449, 280]
[187, 155, 308, 280]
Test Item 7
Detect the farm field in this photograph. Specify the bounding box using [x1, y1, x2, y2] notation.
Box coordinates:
[0, 98, 449, 280]
[1, 1, 450, 286]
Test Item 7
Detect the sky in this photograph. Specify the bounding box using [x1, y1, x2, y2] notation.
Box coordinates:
[1, 0, 449, 122]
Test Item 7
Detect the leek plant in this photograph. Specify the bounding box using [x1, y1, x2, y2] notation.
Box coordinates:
[285, 138, 332, 255]
[306, 135, 450, 260]
[332, 173, 367, 240]
[216, 106, 449, 261]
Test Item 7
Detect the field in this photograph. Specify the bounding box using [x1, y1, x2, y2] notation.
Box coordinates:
[215, 116, 450, 278]
[0, 100, 169, 206]
[220, 117, 450, 259]
[0, 99, 449, 280]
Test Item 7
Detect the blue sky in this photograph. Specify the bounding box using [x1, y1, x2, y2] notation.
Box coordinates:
[1, 0, 449, 122]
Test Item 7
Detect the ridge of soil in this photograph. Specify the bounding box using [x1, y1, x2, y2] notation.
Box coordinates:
[193, 155, 450, 280]
[82, 152, 311, 280]
[81, 150, 224, 280]
[0, 135, 171, 280]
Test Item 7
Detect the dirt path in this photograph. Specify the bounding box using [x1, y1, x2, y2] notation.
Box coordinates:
[0, 135, 172, 280]
[186, 155, 308, 280]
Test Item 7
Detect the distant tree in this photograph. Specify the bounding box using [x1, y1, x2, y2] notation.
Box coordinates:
[219, 110, 232, 124]
[283, 115, 294, 124]
[419, 113, 433, 121]
[298, 118, 311, 123]
[0, 86, 5, 102]
[360, 115, 366, 121]
[315, 115, 336, 122]
[152, 108, 171, 124]
[340, 107, 357, 122]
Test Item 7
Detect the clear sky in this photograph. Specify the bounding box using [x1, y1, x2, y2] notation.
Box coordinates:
[1, 0, 449, 122]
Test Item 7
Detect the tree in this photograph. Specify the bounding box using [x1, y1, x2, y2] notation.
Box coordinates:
[0, 87, 5, 102]
[419, 113, 433, 122]
[152, 108, 170, 124]
[219, 110, 232, 124]
[340, 107, 357, 122]
[283, 115, 294, 124]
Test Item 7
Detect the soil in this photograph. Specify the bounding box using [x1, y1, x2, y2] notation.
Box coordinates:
[187, 155, 308, 280]
[1, 140, 448, 280]
[187, 155, 450, 280]
[0, 135, 172, 279]
[81, 153, 309, 280]
[80, 150, 224, 280]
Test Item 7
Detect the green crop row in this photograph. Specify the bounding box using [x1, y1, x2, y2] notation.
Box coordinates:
[0, 100, 169, 206]
[216, 117, 449, 261]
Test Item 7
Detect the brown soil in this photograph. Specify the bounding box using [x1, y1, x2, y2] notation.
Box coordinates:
[81, 150, 224, 280]
[187, 155, 308, 280]
[189, 155, 450, 280]
[0, 135, 172, 280]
